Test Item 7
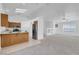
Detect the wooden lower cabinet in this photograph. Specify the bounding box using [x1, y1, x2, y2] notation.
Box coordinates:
[1, 32, 29, 47]
[1, 35, 11, 47]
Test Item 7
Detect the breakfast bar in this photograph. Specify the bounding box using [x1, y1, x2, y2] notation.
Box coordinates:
[0, 32, 29, 47]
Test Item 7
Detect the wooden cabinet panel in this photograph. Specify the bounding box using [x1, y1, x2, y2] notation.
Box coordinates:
[15, 33, 28, 44]
[1, 14, 8, 27]
[1, 32, 29, 47]
[8, 22, 21, 28]
[1, 35, 11, 47]
[9, 34, 16, 45]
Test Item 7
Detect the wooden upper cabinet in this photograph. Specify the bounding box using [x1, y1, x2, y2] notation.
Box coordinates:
[8, 22, 21, 28]
[1, 13, 8, 27]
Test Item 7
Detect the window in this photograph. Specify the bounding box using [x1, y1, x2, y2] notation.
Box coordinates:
[63, 22, 76, 32]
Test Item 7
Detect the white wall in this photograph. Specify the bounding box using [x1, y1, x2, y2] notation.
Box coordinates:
[37, 17, 44, 40]
[43, 4, 79, 36]
[53, 5, 79, 36]
[21, 20, 32, 41]
[55, 21, 79, 36]
[21, 17, 44, 40]
[29, 4, 65, 37]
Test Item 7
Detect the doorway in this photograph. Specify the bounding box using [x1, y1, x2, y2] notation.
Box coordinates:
[32, 21, 38, 40]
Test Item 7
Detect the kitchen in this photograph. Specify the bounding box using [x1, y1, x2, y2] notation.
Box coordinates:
[0, 13, 29, 48]
[1, 3, 79, 55]
[0, 3, 44, 52]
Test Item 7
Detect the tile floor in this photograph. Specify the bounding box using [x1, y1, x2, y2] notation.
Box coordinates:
[1, 39, 41, 54]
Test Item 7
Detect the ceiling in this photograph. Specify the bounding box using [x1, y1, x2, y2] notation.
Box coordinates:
[2, 3, 46, 15]
[1, 3, 79, 22]
[1, 3, 46, 20]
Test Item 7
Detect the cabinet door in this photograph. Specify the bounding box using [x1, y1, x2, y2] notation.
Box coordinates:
[10, 34, 16, 45]
[16, 33, 28, 43]
[1, 35, 11, 47]
[20, 33, 28, 42]
[9, 22, 21, 28]
[1, 14, 8, 27]
[1, 38, 7, 47]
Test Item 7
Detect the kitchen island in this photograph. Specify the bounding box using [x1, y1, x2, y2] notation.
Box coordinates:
[0, 32, 29, 47]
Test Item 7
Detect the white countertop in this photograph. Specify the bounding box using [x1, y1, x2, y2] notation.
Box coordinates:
[0, 27, 28, 34]
[0, 31, 28, 34]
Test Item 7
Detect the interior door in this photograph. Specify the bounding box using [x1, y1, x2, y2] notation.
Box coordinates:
[32, 21, 38, 40]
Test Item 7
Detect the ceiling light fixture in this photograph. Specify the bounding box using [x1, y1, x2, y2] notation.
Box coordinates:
[16, 8, 27, 13]
[0, 8, 2, 10]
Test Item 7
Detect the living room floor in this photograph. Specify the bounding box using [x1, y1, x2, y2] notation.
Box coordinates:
[1, 34, 79, 55]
